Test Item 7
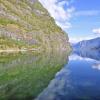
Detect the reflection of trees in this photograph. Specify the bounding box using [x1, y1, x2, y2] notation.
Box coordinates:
[36, 66, 71, 100]
[37, 49, 100, 100]
[0, 51, 69, 100]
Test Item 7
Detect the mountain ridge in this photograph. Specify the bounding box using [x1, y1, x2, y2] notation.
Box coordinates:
[0, 0, 71, 53]
[73, 37, 100, 51]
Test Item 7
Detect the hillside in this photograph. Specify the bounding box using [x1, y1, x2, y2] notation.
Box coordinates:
[73, 37, 100, 51]
[0, 0, 71, 52]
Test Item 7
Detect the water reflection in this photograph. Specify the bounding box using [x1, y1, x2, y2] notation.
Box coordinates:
[36, 66, 71, 100]
[0, 52, 69, 100]
[73, 49, 100, 61]
[73, 49, 100, 71]
[36, 50, 100, 100]
[92, 63, 100, 70]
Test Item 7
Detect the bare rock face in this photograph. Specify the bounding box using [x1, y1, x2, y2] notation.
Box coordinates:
[0, 0, 71, 52]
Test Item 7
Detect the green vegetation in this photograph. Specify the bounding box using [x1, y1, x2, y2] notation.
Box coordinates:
[0, 18, 16, 26]
[0, 52, 69, 100]
[0, 36, 26, 49]
[0, 1, 71, 99]
[0, 0, 71, 52]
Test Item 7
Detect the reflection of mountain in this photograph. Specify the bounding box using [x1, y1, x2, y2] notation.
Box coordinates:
[0, 52, 69, 100]
[73, 37, 100, 50]
[36, 57, 100, 100]
[72, 37, 100, 61]
[73, 49, 100, 61]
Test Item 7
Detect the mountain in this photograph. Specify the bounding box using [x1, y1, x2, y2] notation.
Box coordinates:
[73, 37, 100, 51]
[0, 0, 71, 52]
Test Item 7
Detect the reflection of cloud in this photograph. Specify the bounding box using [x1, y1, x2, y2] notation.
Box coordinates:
[36, 67, 72, 100]
[92, 63, 100, 70]
[70, 54, 100, 70]
[69, 54, 97, 62]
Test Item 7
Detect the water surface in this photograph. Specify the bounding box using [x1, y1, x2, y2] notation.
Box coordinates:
[0, 52, 69, 100]
[36, 50, 100, 100]
[0, 49, 100, 100]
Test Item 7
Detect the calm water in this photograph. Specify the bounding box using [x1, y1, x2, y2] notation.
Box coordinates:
[0, 51, 69, 100]
[0, 50, 100, 100]
[36, 50, 100, 100]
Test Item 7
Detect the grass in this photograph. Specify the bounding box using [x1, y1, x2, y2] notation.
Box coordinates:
[0, 18, 16, 26]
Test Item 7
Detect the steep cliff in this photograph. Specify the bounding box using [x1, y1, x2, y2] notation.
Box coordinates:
[0, 0, 71, 52]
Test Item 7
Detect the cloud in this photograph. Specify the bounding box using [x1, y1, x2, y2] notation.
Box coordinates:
[75, 10, 100, 16]
[69, 36, 96, 43]
[39, 0, 75, 30]
[58, 0, 69, 6]
[69, 54, 96, 62]
[69, 37, 82, 43]
[56, 21, 71, 29]
[70, 34, 100, 43]
[92, 28, 100, 34]
[69, 28, 100, 43]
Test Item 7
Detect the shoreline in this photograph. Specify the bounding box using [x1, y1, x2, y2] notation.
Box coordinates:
[0, 48, 39, 53]
[0, 49, 27, 53]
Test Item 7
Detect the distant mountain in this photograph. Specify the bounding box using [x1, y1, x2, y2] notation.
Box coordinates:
[73, 37, 100, 51]
[0, 0, 71, 52]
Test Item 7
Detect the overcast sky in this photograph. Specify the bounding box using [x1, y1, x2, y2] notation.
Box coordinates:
[39, 0, 100, 42]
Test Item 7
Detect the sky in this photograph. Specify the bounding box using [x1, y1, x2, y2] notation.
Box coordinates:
[39, 0, 100, 43]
